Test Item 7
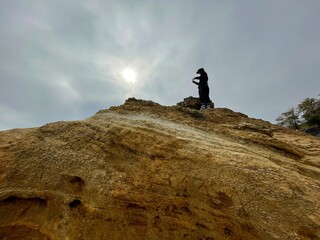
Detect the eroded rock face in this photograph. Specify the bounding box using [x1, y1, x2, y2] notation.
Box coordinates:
[0, 98, 320, 240]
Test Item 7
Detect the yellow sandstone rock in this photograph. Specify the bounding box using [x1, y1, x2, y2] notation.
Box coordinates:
[0, 98, 319, 240]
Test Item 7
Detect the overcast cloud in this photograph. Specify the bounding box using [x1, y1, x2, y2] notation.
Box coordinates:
[1, 0, 320, 130]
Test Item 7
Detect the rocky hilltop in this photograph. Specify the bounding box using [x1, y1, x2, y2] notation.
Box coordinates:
[0, 98, 320, 240]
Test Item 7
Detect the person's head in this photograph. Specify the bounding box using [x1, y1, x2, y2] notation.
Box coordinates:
[196, 68, 205, 75]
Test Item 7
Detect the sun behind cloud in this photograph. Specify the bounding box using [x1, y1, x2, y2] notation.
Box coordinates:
[122, 68, 137, 84]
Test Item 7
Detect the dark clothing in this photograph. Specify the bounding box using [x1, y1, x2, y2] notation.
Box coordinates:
[193, 72, 208, 88]
[198, 85, 210, 103]
[193, 72, 211, 104]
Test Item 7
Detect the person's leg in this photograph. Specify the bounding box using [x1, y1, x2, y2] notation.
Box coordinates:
[199, 88, 207, 109]
[203, 87, 213, 108]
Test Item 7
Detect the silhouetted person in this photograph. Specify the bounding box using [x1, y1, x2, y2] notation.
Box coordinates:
[192, 68, 212, 109]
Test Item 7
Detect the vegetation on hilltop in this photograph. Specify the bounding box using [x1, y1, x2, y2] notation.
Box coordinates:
[276, 95, 320, 136]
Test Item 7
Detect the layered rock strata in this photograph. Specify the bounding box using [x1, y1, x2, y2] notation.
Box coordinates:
[0, 98, 319, 240]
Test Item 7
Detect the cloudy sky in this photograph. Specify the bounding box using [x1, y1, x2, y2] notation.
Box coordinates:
[1, 0, 319, 130]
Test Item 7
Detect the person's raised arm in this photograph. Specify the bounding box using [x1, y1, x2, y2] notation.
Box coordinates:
[192, 77, 199, 85]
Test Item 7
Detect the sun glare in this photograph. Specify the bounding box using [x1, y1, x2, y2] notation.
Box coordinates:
[122, 68, 137, 83]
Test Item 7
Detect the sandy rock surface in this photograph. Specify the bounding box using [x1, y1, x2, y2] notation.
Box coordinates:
[0, 98, 320, 240]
